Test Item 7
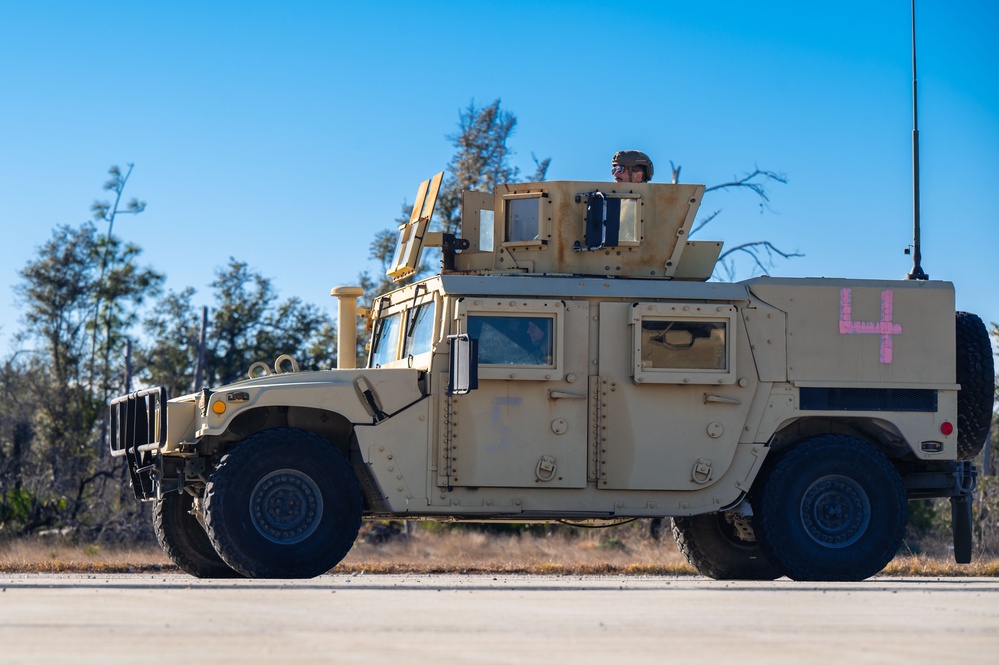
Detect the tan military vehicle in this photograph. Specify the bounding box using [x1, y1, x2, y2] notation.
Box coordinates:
[110, 172, 994, 581]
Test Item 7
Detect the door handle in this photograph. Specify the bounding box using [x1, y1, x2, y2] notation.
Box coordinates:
[704, 394, 741, 405]
[549, 391, 586, 400]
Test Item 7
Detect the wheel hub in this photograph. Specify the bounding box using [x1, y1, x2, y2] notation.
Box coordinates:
[250, 469, 324, 545]
[800, 474, 870, 549]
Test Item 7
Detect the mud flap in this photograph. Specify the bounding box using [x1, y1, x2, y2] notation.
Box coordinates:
[904, 459, 977, 565]
[950, 494, 972, 564]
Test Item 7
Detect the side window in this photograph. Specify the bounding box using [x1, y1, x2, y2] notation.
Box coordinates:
[640, 320, 727, 370]
[369, 312, 402, 368]
[618, 198, 640, 243]
[631, 303, 737, 384]
[468, 315, 553, 366]
[402, 302, 436, 359]
[479, 209, 495, 251]
[506, 197, 540, 242]
[457, 298, 565, 381]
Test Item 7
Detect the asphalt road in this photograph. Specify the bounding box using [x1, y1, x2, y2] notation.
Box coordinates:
[1, 574, 996, 664]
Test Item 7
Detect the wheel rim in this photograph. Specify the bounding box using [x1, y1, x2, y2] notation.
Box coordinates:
[249, 469, 324, 545]
[799, 474, 870, 549]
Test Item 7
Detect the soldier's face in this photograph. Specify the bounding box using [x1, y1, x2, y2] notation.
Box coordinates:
[612, 165, 645, 183]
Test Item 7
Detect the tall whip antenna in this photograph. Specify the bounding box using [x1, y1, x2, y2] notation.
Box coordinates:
[906, 0, 928, 280]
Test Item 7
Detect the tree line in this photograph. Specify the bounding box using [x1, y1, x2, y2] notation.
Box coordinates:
[0, 167, 339, 541]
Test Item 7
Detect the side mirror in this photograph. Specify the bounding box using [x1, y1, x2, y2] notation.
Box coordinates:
[447, 334, 479, 395]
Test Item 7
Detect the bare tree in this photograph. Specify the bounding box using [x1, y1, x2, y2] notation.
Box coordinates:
[355, 99, 551, 359]
[7, 211, 161, 539]
[686, 167, 803, 280]
[88, 164, 147, 392]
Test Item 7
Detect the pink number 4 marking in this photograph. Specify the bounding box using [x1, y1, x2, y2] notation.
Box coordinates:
[839, 288, 902, 364]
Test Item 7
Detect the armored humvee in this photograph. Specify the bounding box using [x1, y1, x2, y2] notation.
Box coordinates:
[110, 172, 994, 581]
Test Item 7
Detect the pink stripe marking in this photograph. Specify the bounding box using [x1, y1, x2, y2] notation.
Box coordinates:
[838, 288, 902, 364]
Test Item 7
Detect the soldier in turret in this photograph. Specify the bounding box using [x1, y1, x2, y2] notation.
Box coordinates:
[611, 150, 654, 183]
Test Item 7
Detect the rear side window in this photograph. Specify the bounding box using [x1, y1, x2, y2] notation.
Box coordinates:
[630, 302, 737, 384]
[640, 320, 727, 370]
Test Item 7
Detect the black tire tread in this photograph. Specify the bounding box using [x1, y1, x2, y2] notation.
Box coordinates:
[755, 434, 907, 582]
[204, 428, 362, 579]
[153, 492, 241, 579]
[672, 514, 782, 580]
[955, 312, 994, 460]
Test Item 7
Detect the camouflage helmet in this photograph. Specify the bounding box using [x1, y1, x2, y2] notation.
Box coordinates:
[612, 150, 653, 182]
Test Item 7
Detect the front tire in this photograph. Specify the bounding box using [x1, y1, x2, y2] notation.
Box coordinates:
[672, 511, 782, 580]
[153, 491, 241, 578]
[754, 435, 907, 581]
[205, 428, 363, 579]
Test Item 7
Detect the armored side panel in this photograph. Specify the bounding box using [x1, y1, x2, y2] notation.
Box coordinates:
[747, 277, 956, 385]
[453, 181, 707, 280]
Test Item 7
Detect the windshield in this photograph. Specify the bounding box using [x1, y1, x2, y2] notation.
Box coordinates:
[370, 312, 402, 368]
[402, 302, 436, 359]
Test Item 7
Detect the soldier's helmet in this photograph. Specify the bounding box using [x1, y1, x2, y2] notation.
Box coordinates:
[612, 150, 654, 182]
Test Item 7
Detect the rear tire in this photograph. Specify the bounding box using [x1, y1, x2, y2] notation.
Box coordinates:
[153, 491, 241, 578]
[205, 428, 363, 579]
[754, 435, 907, 581]
[955, 312, 994, 460]
[672, 511, 782, 580]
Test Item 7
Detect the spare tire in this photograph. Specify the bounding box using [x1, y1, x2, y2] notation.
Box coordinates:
[955, 312, 994, 460]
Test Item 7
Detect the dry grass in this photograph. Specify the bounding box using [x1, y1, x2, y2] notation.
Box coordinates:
[0, 525, 996, 577]
[337, 525, 693, 575]
[881, 556, 999, 577]
[0, 538, 173, 574]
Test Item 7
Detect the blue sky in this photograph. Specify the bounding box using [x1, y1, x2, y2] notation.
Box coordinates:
[1, 1, 996, 355]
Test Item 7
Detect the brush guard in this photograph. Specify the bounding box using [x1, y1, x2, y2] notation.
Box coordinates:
[109, 386, 168, 501]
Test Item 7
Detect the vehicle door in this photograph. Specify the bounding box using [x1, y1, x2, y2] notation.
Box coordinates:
[595, 301, 756, 491]
[443, 298, 590, 488]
